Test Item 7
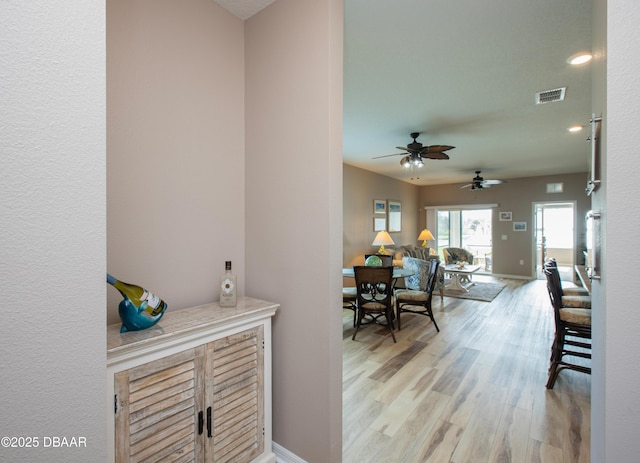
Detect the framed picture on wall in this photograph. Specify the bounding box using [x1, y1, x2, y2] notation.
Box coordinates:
[499, 211, 512, 221]
[513, 221, 527, 231]
[373, 217, 386, 231]
[373, 199, 386, 214]
[388, 201, 401, 232]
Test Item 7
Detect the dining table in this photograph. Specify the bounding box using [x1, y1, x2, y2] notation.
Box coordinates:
[343, 266, 415, 293]
[342, 267, 414, 280]
[343, 266, 414, 325]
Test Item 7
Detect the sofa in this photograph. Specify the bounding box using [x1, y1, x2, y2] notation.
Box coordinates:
[384, 244, 436, 267]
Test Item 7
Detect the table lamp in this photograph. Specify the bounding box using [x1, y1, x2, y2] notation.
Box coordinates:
[372, 230, 394, 255]
[417, 229, 435, 248]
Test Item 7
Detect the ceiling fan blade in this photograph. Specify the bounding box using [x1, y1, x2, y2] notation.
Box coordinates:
[483, 179, 507, 185]
[460, 183, 473, 189]
[422, 145, 455, 153]
[372, 153, 405, 159]
[395, 146, 411, 151]
[423, 152, 449, 160]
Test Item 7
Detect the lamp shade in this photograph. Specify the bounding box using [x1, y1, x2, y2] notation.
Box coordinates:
[372, 230, 394, 246]
[417, 229, 435, 241]
[372, 230, 394, 255]
[418, 229, 435, 248]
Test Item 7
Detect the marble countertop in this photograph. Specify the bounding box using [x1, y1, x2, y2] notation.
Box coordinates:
[107, 296, 278, 356]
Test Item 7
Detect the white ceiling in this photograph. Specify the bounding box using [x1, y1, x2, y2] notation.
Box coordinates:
[344, 0, 594, 186]
[218, 0, 595, 187]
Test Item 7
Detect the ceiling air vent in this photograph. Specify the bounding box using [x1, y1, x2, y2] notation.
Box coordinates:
[535, 87, 566, 104]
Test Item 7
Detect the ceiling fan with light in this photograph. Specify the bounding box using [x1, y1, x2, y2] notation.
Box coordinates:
[460, 170, 507, 190]
[373, 132, 454, 168]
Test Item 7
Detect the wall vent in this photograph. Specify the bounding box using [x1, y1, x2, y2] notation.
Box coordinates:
[535, 87, 566, 104]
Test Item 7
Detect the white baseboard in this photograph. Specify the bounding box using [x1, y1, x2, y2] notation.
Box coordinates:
[273, 442, 307, 463]
[490, 273, 535, 280]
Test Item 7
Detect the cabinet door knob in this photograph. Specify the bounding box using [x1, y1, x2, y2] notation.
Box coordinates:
[198, 411, 204, 435]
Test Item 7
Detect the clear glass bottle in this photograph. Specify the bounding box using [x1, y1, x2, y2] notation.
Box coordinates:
[219, 261, 237, 307]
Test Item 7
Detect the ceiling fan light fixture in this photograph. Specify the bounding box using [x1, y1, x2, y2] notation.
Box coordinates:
[400, 156, 411, 167]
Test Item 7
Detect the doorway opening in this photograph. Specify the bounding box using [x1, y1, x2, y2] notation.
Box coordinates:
[534, 202, 576, 280]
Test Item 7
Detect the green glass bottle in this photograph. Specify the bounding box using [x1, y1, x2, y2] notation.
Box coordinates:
[106, 273, 167, 316]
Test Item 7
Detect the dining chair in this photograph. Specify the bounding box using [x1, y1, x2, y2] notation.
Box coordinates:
[342, 287, 357, 327]
[364, 254, 393, 266]
[545, 258, 591, 307]
[401, 256, 444, 301]
[543, 261, 591, 389]
[352, 265, 396, 343]
[395, 258, 440, 332]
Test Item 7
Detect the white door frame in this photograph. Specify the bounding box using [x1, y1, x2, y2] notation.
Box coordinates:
[532, 201, 577, 280]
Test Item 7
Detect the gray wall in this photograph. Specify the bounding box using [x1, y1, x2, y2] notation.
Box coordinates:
[113, 0, 343, 461]
[343, 164, 420, 268]
[245, 1, 344, 461]
[107, 0, 246, 324]
[344, 165, 589, 279]
[419, 172, 591, 277]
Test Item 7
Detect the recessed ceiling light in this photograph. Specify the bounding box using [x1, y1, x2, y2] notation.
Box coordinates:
[568, 125, 583, 132]
[568, 53, 592, 65]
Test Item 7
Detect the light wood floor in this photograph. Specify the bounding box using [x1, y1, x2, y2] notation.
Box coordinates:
[343, 276, 590, 463]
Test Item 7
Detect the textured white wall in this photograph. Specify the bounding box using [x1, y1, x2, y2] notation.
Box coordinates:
[601, 1, 640, 460]
[0, 1, 106, 461]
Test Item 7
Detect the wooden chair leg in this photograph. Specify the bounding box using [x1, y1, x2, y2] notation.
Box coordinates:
[395, 302, 402, 331]
[352, 308, 363, 341]
[427, 307, 440, 332]
[546, 331, 564, 389]
[384, 310, 397, 343]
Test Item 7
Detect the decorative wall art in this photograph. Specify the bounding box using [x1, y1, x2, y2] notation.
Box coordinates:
[388, 201, 402, 232]
[513, 222, 527, 231]
[374, 199, 386, 214]
[499, 211, 512, 221]
[373, 217, 386, 232]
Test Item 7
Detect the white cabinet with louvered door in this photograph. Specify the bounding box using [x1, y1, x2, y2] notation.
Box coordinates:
[107, 297, 278, 463]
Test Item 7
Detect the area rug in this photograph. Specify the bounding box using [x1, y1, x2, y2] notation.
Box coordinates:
[442, 282, 506, 302]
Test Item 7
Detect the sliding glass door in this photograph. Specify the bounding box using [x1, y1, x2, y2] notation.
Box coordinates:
[436, 208, 493, 271]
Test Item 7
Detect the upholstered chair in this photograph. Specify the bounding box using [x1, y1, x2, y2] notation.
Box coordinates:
[342, 287, 357, 327]
[543, 261, 591, 389]
[401, 256, 444, 302]
[443, 247, 475, 284]
[395, 258, 440, 332]
[545, 258, 590, 308]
